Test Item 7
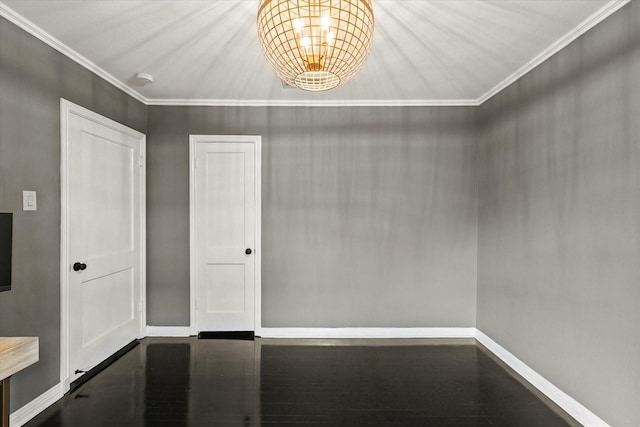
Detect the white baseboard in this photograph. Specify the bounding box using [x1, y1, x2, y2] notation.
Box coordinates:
[257, 327, 476, 339]
[145, 326, 193, 337]
[10, 382, 64, 427]
[475, 330, 609, 427]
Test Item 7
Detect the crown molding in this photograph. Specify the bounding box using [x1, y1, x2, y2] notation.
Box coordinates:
[1, 0, 631, 108]
[146, 98, 479, 107]
[477, 0, 631, 105]
[0, 2, 149, 105]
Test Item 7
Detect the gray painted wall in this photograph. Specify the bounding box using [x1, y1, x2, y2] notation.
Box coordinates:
[0, 17, 146, 411]
[477, 2, 640, 426]
[147, 106, 478, 327]
[3, 0, 638, 423]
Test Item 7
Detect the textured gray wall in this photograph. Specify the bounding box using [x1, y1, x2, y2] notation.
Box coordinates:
[0, 17, 146, 411]
[5, 0, 637, 423]
[477, 3, 640, 426]
[147, 106, 478, 327]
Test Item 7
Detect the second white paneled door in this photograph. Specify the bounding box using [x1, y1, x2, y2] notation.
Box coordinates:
[191, 135, 260, 332]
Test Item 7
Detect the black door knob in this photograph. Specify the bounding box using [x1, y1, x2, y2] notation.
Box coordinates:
[245, 248, 252, 255]
[73, 262, 87, 271]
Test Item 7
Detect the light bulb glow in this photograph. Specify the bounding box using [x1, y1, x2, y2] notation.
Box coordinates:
[321, 15, 330, 29]
[326, 32, 335, 45]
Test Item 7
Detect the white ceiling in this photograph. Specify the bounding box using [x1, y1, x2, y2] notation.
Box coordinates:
[0, 0, 625, 105]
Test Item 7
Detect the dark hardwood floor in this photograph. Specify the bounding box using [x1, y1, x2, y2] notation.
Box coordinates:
[26, 338, 578, 426]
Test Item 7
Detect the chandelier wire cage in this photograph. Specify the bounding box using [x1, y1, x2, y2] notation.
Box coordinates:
[257, 0, 374, 92]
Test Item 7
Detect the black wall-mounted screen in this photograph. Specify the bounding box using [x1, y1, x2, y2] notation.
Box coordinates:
[0, 213, 12, 292]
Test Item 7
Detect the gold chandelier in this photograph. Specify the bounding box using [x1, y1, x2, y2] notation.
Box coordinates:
[257, 0, 375, 92]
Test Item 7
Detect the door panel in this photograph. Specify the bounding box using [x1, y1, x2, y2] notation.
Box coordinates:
[67, 109, 143, 382]
[80, 132, 134, 256]
[206, 264, 246, 313]
[194, 140, 256, 332]
[81, 269, 134, 346]
[205, 152, 246, 248]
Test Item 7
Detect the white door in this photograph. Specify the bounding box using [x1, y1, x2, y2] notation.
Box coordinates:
[191, 136, 259, 332]
[62, 100, 145, 384]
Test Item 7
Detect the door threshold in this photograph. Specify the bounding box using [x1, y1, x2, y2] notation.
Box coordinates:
[69, 340, 140, 394]
[198, 331, 255, 341]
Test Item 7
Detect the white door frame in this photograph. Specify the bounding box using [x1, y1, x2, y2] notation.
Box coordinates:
[189, 135, 262, 336]
[60, 99, 146, 392]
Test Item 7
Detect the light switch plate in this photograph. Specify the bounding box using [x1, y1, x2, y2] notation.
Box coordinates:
[23, 190, 37, 211]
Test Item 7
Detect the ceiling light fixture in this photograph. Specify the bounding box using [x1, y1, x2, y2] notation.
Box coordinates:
[257, 0, 374, 92]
